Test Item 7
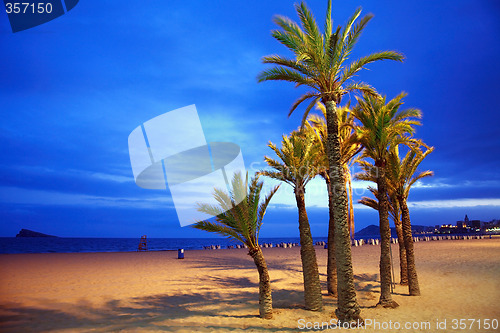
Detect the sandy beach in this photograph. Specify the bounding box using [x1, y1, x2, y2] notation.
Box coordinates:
[1, 237, 499, 333]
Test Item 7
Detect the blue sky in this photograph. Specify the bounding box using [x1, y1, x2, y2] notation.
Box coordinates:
[1, 0, 499, 238]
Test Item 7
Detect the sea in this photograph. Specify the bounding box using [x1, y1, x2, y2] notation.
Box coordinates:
[0, 235, 381, 254]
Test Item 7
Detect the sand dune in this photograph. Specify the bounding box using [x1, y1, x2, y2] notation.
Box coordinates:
[1, 238, 499, 332]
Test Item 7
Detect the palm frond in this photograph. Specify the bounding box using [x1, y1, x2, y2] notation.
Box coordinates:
[299, 96, 321, 127]
[358, 196, 378, 210]
[344, 13, 374, 56]
[257, 184, 281, 236]
[192, 220, 245, 244]
[323, 0, 332, 41]
[340, 51, 404, 84]
[296, 2, 321, 50]
[343, 81, 378, 98]
[331, 7, 362, 72]
[257, 67, 316, 88]
[258, 169, 291, 185]
[193, 172, 279, 249]
[289, 92, 321, 117]
[326, 25, 342, 73]
[272, 15, 307, 52]
[262, 54, 317, 78]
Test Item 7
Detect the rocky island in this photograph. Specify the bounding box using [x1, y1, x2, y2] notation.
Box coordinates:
[16, 229, 58, 238]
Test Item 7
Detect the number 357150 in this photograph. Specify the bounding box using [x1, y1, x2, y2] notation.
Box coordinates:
[5, 2, 53, 14]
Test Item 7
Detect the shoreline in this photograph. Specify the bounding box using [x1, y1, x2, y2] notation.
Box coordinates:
[1, 238, 499, 332]
[1, 234, 497, 255]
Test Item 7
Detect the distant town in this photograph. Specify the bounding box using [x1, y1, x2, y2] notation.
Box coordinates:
[428, 215, 500, 235]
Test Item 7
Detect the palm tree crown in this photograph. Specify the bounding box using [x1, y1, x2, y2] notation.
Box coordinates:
[352, 92, 422, 165]
[193, 172, 279, 250]
[386, 145, 434, 201]
[260, 130, 323, 191]
[257, 0, 404, 120]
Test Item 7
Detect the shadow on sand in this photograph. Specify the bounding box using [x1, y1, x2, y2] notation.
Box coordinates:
[0, 257, 408, 331]
[0, 285, 308, 332]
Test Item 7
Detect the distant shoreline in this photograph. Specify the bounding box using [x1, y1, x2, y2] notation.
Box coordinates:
[1, 234, 498, 255]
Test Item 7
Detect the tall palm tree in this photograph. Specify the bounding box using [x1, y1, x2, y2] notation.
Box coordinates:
[257, 0, 403, 322]
[192, 172, 280, 319]
[351, 92, 421, 308]
[357, 181, 408, 285]
[306, 103, 362, 296]
[259, 130, 324, 311]
[387, 191, 407, 285]
[386, 144, 434, 296]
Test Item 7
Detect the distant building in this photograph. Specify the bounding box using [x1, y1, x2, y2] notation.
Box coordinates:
[436, 214, 494, 234]
[436, 216, 499, 235]
[471, 220, 481, 229]
[484, 219, 500, 234]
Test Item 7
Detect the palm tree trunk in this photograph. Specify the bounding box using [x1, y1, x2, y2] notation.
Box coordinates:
[398, 197, 421, 296]
[249, 247, 273, 319]
[376, 164, 399, 308]
[295, 188, 323, 311]
[347, 171, 355, 239]
[325, 176, 338, 297]
[394, 213, 408, 285]
[324, 100, 362, 324]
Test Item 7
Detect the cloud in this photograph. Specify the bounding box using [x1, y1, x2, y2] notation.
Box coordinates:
[63, 169, 133, 184]
[412, 181, 454, 189]
[406, 198, 500, 209]
[0, 186, 173, 209]
[412, 179, 500, 189]
[9, 165, 133, 184]
[352, 198, 500, 210]
[259, 176, 500, 211]
[10, 165, 131, 179]
[88, 172, 132, 183]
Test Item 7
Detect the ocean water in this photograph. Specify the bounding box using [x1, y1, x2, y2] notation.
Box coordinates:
[0, 233, 394, 254]
[0, 237, 321, 254]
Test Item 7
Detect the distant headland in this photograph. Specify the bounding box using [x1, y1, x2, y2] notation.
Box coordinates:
[356, 215, 500, 237]
[356, 224, 431, 237]
[16, 229, 58, 238]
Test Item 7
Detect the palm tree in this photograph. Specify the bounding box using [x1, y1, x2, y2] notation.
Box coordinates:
[306, 103, 362, 296]
[351, 92, 421, 308]
[192, 172, 280, 319]
[357, 181, 408, 285]
[386, 144, 434, 296]
[259, 130, 324, 311]
[257, 0, 403, 322]
[387, 191, 407, 285]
